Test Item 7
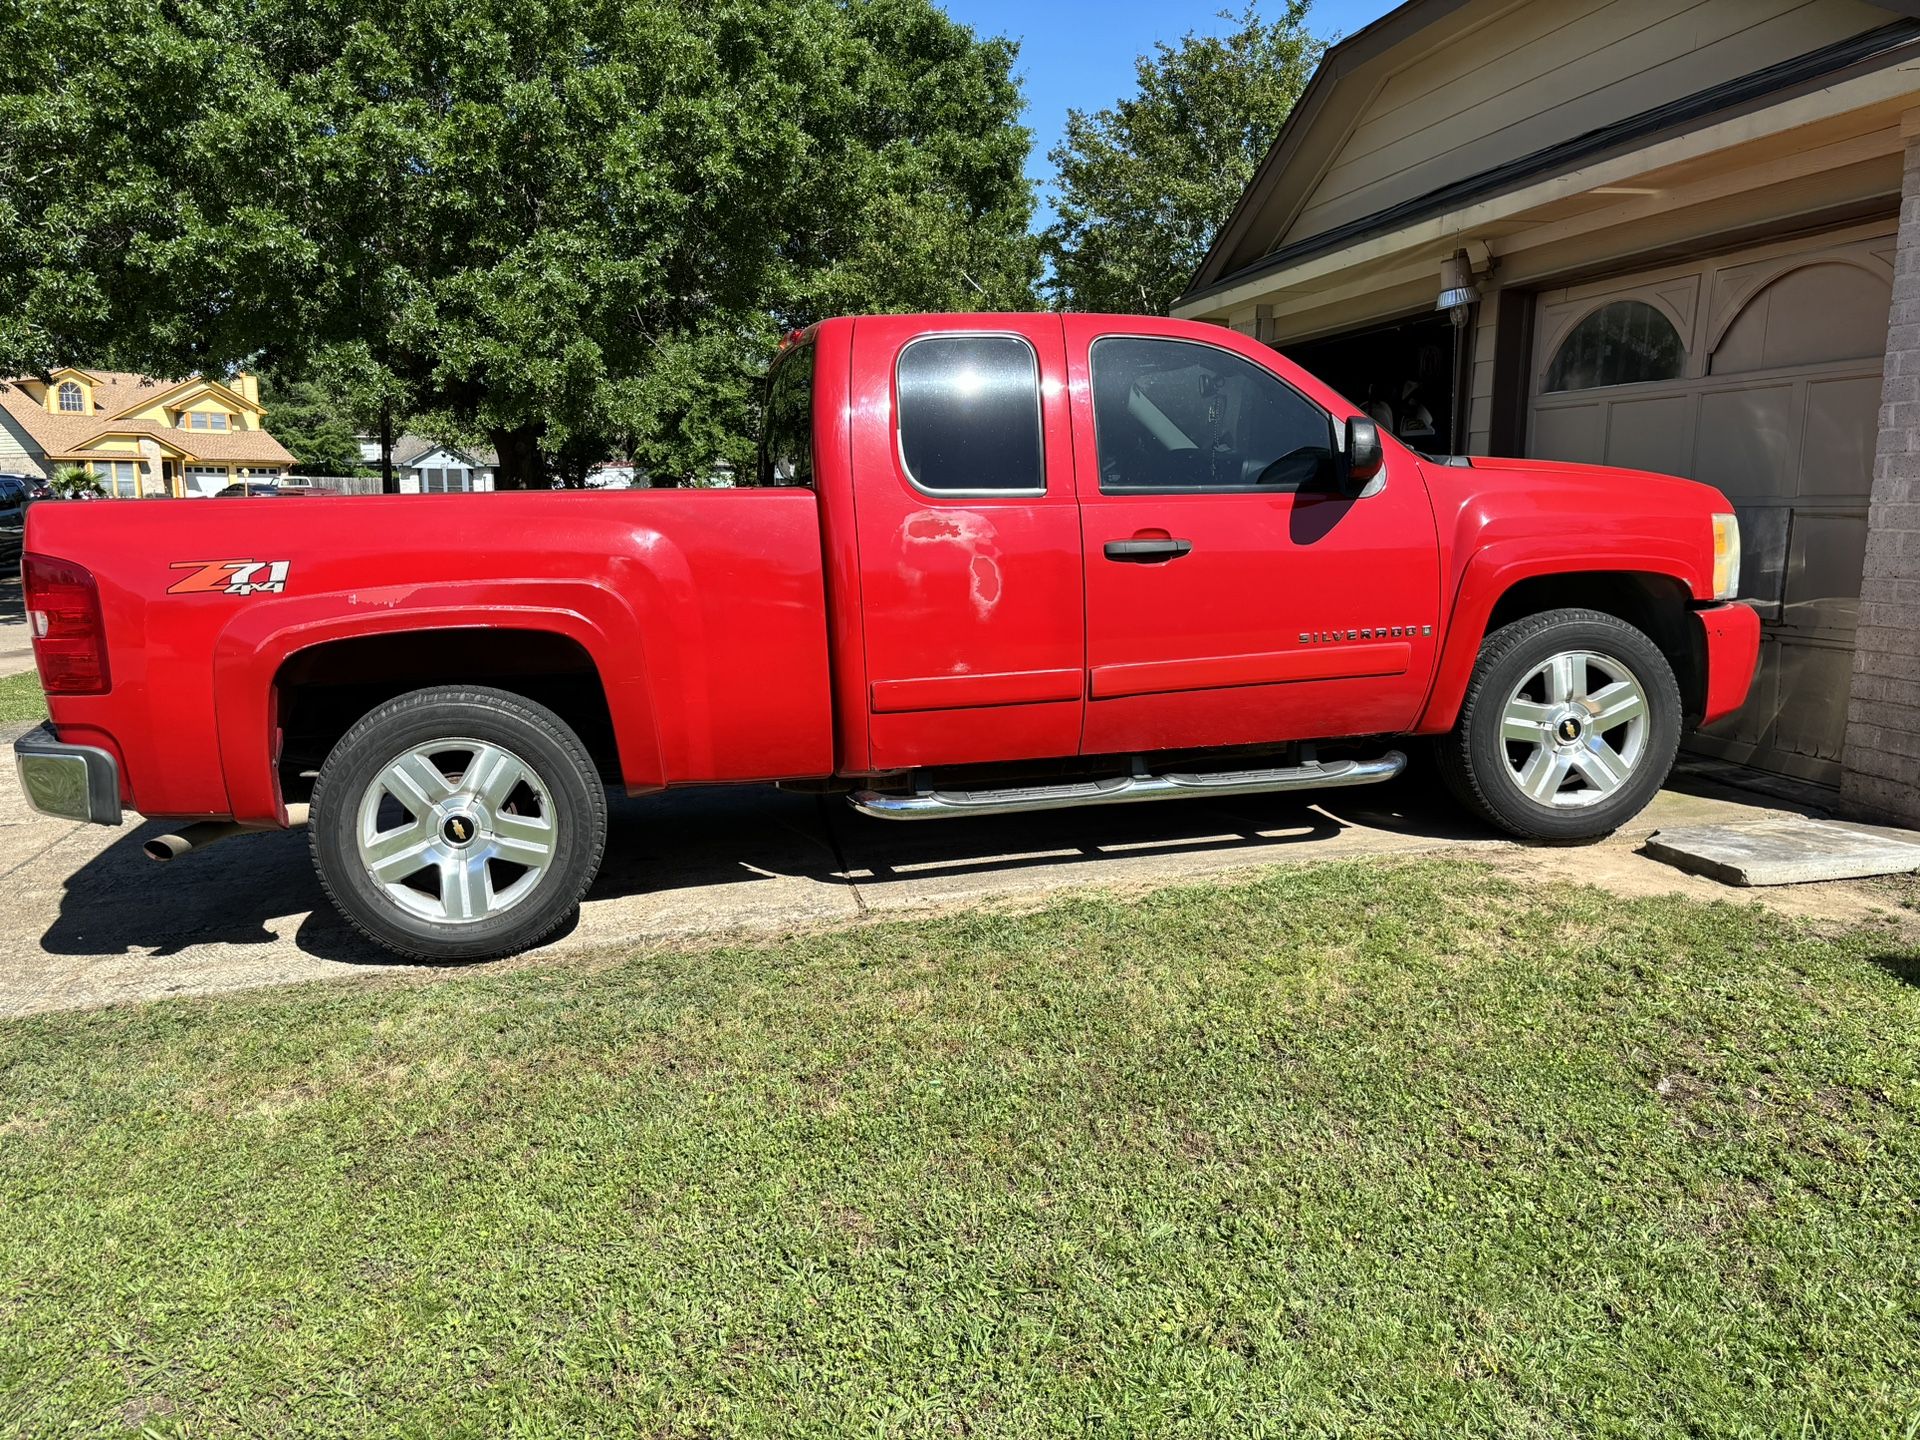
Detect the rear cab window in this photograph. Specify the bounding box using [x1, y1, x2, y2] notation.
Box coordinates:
[758, 339, 816, 487]
[895, 334, 1044, 496]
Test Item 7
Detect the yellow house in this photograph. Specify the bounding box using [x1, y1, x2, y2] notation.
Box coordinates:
[0, 367, 296, 497]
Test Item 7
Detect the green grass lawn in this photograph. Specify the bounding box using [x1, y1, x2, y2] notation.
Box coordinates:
[4, 860, 1920, 1437]
[0, 668, 43, 727]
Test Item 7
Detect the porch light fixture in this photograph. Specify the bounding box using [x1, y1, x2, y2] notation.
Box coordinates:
[1436, 250, 1479, 327]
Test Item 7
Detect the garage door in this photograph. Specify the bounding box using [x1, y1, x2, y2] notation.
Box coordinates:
[1528, 227, 1894, 786]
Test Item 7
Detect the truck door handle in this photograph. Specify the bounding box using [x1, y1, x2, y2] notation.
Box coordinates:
[1103, 537, 1193, 563]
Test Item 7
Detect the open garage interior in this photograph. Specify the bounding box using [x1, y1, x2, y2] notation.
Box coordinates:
[1176, 0, 1920, 824]
[1285, 310, 1465, 457]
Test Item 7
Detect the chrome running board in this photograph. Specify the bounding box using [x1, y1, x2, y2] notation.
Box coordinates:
[850, 751, 1406, 821]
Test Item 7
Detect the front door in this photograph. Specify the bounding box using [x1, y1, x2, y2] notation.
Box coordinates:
[1067, 319, 1442, 756]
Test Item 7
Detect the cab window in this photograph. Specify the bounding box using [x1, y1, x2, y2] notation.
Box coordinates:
[758, 341, 815, 487]
[896, 335, 1043, 495]
[1091, 336, 1334, 494]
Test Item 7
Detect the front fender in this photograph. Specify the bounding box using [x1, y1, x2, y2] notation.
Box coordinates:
[1416, 542, 1711, 734]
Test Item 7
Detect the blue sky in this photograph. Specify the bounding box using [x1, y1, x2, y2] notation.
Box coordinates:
[940, 0, 1401, 230]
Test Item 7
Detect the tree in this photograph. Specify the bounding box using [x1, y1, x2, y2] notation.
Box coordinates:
[256, 371, 370, 476]
[0, 0, 1041, 489]
[1043, 4, 1322, 315]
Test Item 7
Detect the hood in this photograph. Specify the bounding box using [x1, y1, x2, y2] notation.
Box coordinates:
[1440, 454, 1732, 511]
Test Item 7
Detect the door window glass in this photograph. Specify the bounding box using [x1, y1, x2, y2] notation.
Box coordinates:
[896, 334, 1043, 494]
[1091, 337, 1334, 493]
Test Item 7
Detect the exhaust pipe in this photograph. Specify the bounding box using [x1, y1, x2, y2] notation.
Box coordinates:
[143, 821, 255, 862]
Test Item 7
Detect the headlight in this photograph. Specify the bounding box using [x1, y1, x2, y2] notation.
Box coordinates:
[1711, 512, 1741, 601]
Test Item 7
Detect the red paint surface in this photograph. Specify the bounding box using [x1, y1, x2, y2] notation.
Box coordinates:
[23, 312, 1762, 825]
[1694, 601, 1763, 725]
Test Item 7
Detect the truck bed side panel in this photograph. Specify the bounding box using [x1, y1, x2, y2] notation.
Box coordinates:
[24, 490, 834, 824]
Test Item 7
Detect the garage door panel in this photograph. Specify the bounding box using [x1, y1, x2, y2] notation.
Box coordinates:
[1530, 404, 1603, 463]
[1800, 374, 1880, 497]
[1529, 230, 1891, 787]
[1735, 504, 1791, 609]
[1693, 385, 1796, 499]
[1784, 512, 1868, 634]
[1772, 642, 1857, 766]
[1604, 394, 1692, 475]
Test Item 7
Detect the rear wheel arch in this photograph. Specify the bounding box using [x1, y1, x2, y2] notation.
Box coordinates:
[271, 627, 627, 809]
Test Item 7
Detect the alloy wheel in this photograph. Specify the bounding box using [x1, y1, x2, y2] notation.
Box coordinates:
[1498, 650, 1650, 808]
[354, 737, 557, 923]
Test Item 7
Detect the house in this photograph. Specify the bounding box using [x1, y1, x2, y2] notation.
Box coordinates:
[0, 368, 294, 496]
[1175, 0, 1920, 826]
[355, 433, 498, 493]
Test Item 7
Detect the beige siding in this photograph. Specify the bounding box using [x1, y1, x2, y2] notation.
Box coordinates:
[1283, 0, 1889, 247]
[1466, 296, 1501, 452]
[0, 410, 46, 479]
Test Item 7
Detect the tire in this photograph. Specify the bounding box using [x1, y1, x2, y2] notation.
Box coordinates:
[1437, 608, 1681, 841]
[309, 686, 609, 962]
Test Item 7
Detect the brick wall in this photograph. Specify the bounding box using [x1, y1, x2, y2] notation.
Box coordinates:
[1841, 128, 1920, 826]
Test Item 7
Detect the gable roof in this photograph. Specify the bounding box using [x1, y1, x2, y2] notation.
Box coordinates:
[1182, 0, 1919, 305]
[392, 433, 499, 468]
[0, 371, 295, 468]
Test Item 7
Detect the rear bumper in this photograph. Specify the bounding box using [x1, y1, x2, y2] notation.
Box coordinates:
[1692, 601, 1762, 727]
[13, 721, 123, 825]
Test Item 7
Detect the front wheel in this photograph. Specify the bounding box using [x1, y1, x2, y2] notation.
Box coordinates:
[310, 686, 609, 961]
[1438, 608, 1681, 841]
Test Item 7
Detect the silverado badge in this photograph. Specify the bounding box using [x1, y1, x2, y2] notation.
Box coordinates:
[167, 560, 292, 596]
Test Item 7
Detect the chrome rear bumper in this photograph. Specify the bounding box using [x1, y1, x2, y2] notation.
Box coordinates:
[13, 721, 122, 825]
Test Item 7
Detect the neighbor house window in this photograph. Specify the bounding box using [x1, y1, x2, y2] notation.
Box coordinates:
[1543, 301, 1686, 392]
[181, 411, 230, 431]
[58, 381, 84, 413]
[91, 460, 139, 498]
[422, 467, 472, 494]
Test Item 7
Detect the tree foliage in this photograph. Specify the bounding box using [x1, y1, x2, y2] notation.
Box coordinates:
[1043, 4, 1322, 315]
[257, 371, 372, 476]
[0, 0, 1040, 485]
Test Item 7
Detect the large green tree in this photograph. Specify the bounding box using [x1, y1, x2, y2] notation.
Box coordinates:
[256, 371, 372, 477]
[1044, 4, 1322, 315]
[0, 0, 1040, 487]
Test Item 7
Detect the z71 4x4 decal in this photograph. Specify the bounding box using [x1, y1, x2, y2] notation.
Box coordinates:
[166, 560, 292, 596]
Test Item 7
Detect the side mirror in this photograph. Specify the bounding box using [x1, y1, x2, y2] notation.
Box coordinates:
[1342, 417, 1384, 496]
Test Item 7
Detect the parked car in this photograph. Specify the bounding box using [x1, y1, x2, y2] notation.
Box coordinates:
[24, 478, 54, 502]
[214, 481, 288, 499]
[14, 312, 1759, 962]
[0, 474, 28, 523]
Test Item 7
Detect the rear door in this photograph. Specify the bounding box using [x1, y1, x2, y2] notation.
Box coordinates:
[848, 314, 1085, 771]
[1067, 317, 1442, 756]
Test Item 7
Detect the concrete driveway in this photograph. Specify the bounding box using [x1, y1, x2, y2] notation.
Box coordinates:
[6, 717, 1910, 1017]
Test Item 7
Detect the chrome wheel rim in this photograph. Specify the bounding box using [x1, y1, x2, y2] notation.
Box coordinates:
[354, 737, 557, 924]
[1499, 650, 1649, 809]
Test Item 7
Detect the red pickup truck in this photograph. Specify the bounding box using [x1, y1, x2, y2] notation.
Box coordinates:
[15, 313, 1759, 960]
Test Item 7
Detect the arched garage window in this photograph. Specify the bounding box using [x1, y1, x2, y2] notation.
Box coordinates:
[1543, 300, 1686, 392]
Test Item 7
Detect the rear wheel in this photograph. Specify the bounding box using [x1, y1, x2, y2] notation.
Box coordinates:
[1438, 608, 1680, 841]
[310, 686, 608, 961]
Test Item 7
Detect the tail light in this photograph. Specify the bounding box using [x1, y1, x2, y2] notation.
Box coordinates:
[23, 553, 110, 694]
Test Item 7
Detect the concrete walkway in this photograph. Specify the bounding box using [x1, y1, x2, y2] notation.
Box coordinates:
[3, 725, 1913, 1017]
